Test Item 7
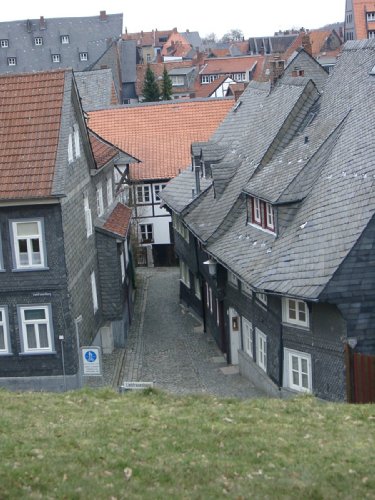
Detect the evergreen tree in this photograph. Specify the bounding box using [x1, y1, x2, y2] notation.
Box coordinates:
[142, 65, 160, 102]
[161, 66, 173, 101]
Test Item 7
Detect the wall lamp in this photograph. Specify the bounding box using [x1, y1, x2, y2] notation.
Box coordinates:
[203, 259, 217, 276]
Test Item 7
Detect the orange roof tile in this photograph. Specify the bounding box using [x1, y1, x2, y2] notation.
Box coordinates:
[103, 202, 132, 237]
[0, 70, 66, 200]
[89, 130, 119, 169]
[88, 98, 234, 181]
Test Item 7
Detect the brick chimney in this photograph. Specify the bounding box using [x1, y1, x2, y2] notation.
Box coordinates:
[100, 10, 107, 21]
[39, 16, 46, 30]
[269, 56, 285, 87]
[301, 33, 312, 56]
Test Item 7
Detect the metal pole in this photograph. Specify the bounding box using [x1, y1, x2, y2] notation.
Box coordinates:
[74, 315, 83, 388]
[60, 337, 67, 392]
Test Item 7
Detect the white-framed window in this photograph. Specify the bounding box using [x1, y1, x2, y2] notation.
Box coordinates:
[79, 52, 88, 62]
[256, 292, 268, 306]
[180, 260, 190, 288]
[216, 299, 220, 326]
[91, 271, 98, 313]
[0, 307, 10, 354]
[249, 197, 276, 233]
[282, 298, 309, 328]
[73, 124, 80, 158]
[253, 197, 262, 224]
[83, 192, 93, 238]
[153, 183, 167, 202]
[241, 281, 252, 297]
[201, 74, 218, 84]
[266, 203, 274, 230]
[256, 328, 267, 372]
[34, 37, 43, 46]
[120, 244, 125, 283]
[242, 317, 253, 358]
[369, 31, 375, 39]
[228, 270, 238, 288]
[96, 183, 104, 216]
[61, 35, 70, 44]
[205, 283, 213, 312]
[136, 185, 151, 204]
[139, 223, 153, 243]
[194, 276, 201, 299]
[107, 176, 113, 205]
[171, 75, 185, 86]
[11, 220, 46, 269]
[367, 12, 375, 21]
[284, 348, 312, 393]
[68, 133, 74, 164]
[52, 54, 61, 63]
[146, 54, 151, 63]
[7, 57, 16, 66]
[0, 39, 9, 48]
[19, 305, 53, 353]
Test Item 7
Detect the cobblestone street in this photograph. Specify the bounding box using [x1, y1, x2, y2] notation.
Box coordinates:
[121, 267, 265, 398]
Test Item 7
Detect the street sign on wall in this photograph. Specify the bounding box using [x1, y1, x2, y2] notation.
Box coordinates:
[81, 347, 102, 376]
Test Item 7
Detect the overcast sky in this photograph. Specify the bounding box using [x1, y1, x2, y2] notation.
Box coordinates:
[2, 0, 345, 38]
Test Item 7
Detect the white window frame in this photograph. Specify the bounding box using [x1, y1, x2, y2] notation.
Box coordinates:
[284, 348, 312, 393]
[256, 328, 267, 372]
[171, 75, 185, 86]
[107, 176, 113, 205]
[79, 52, 88, 62]
[367, 12, 375, 21]
[52, 54, 61, 63]
[73, 124, 80, 158]
[253, 197, 262, 224]
[205, 283, 213, 312]
[369, 31, 375, 39]
[136, 185, 151, 204]
[34, 37, 43, 46]
[282, 298, 309, 328]
[19, 305, 53, 353]
[11, 219, 46, 269]
[194, 276, 201, 299]
[7, 57, 16, 66]
[96, 183, 104, 216]
[228, 270, 238, 288]
[241, 281, 252, 297]
[180, 260, 190, 288]
[242, 317, 253, 358]
[68, 133, 74, 164]
[0, 307, 10, 354]
[83, 192, 93, 238]
[153, 183, 167, 202]
[0, 39, 9, 48]
[256, 292, 268, 306]
[266, 203, 275, 230]
[139, 223, 153, 243]
[91, 271, 98, 313]
[61, 35, 70, 44]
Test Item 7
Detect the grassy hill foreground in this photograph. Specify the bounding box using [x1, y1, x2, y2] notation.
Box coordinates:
[0, 388, 374, 499]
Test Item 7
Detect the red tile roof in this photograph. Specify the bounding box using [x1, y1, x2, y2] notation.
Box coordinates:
[103, 202, 132, 237]
[200, 56, 262, 75]
[88, 98, 234, 181]
[89, 130, 119, 169]
[0, 70, 66, 200]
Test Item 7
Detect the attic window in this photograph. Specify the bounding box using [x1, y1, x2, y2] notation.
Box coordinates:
[61, 35, 70, 44]
[0, 39, 9, 48]
[248, 196, 275, 233]
[79, 52, 88, 61]
[52, 54, 61, 63]
[7, 57, 16, 66]
[34, 37, 43, 46]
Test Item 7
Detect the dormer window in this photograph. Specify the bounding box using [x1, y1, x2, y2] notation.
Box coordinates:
[34, 37, 43, 46]
[0, 39, 9, 48]
[79, 52, 88, 62]
[61, 35, 70, 44]
[249, 197, 276, 233]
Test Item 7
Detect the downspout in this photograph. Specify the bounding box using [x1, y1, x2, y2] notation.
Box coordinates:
[194, 237, 207, 334]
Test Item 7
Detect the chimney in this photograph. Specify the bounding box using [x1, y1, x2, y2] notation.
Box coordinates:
[195, 165, 201, 195]
[100, 10, 107, 21]
[269, 56, 285, 87]
[302, 33, 312, 56]
[39, 16, 46, 30]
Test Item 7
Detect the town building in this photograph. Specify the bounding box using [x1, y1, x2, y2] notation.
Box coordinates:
[161, 42, 375, 403]
[0, 69, 137, 391]
[344, 0, 375, 40]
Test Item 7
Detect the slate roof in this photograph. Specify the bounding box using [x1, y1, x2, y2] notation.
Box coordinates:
[0, 69, 65, 200]
[163, 41, 375, 300]
[181, 31, 202, 49]
[102, 202, 132, 237]
[0, 12, 122, 74]
[88, 98, 234, 181]
[120, 40, 137, 84]
[75, 69, 119, 111]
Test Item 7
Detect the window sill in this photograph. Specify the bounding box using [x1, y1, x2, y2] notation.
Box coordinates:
[12, 267, 49, 272]
[19, 351, 57, 356]
[282, 321, 310, 332]
[0, 352, 13, 357]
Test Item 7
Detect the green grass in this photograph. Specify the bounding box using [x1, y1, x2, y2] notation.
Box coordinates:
[0, 388, 374, 499]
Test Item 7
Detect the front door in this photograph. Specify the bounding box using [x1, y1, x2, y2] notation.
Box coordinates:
[228, 307, 240, 365]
